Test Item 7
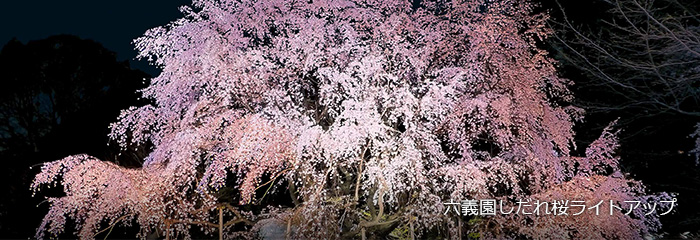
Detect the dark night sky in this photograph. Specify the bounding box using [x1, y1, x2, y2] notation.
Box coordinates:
[0, 0, 191, 76]
[0, 0, 595, 76]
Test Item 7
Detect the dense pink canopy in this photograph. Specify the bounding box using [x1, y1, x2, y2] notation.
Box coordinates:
[32, 0, 671, 239]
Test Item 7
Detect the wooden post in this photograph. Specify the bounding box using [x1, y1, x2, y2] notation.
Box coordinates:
[409, 218, 415, 240]
[458, 217, 462, 239]
[165, 219, 170, 240]
[219, 207, 224, 240]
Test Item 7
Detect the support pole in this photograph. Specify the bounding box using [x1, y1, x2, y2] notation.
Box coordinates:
[219, 207, 224, 240]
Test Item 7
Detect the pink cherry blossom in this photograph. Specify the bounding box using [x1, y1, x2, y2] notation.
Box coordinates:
[32, 0, 670, 239]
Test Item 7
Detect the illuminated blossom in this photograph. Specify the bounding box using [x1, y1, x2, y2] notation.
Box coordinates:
[32, 0, 670, 239]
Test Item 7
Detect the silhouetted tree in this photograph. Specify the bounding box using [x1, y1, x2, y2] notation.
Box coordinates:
[547, 0, 700, 236]
[0, 35, 150, 237]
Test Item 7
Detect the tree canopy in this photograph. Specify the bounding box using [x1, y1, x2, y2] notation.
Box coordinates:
[31, 0, 673, 239]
